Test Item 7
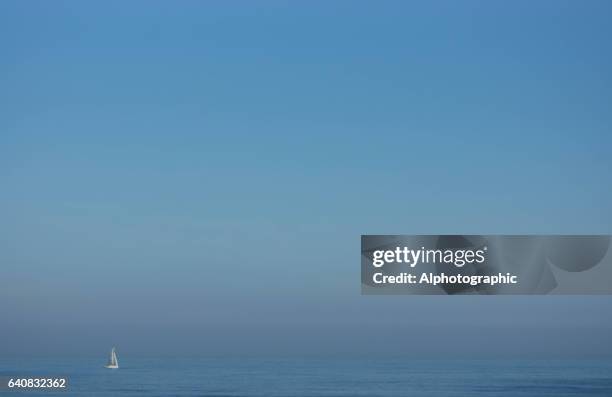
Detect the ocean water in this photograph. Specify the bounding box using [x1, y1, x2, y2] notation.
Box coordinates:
[1, 358, 611, 396]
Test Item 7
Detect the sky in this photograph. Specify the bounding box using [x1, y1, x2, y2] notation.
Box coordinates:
[1, 0, 612, 358]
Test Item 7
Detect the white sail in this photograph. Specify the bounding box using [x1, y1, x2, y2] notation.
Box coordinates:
[105, 347, 119, 369]
[112, 349, 118, 367]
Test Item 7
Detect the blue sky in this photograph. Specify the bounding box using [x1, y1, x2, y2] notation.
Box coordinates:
[1, 0, 612, 357]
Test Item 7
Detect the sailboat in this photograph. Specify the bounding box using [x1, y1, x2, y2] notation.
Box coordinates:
[105, 347, 119, 369]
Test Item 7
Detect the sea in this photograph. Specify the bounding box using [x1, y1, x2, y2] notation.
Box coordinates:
[1, 358, 611, 396]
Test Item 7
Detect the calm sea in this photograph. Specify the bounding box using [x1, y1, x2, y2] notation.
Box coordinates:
[1, 358, 611, 396]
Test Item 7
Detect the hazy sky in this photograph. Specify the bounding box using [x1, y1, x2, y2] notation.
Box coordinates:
[1, 0, 612, 357]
